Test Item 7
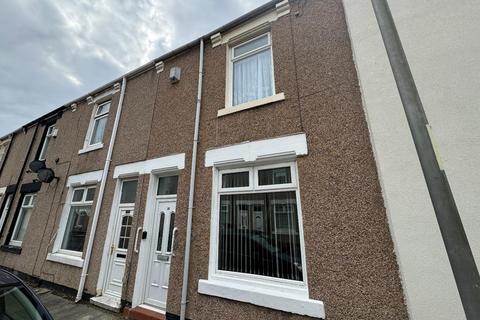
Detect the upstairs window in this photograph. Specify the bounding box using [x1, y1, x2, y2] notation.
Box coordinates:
[230, 33, 274, 106]
[60, 186, 96, 253]
[89, 101, 110, 146]
[9, 194, 36, 247]
[38, 124, 56, 161]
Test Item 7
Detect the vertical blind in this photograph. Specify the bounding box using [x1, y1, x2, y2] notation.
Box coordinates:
[218, 191, 303, 281]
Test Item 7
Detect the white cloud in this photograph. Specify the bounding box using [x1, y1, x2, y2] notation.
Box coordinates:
[0, 0, 270, 136]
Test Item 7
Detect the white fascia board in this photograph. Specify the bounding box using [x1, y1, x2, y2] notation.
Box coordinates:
[205, 133, 307, 167]
[113, 153, 186, 179]
[198, 279, 324, 319]
[67, 170, 104, 187]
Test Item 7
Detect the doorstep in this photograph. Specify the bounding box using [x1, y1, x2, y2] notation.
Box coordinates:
[90, 295, 122, 313]
[123, 306, 166, 320]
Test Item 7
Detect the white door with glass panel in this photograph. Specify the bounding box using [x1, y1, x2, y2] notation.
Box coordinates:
[142, 176, 178, 309]
[104, 179, 138, 298]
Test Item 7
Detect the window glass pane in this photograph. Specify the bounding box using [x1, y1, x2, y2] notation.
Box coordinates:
[120, 180, 138, 203]
[218, 191, 303, 281]
[167, 212, 175, 252]
[0, 286, 43, 320]
[47, 125, 55, 135]
[23, 195, 32, 206]
[72, 189, 84, 202]
[1, 195, 12, 218]
[38, 135, 52, 160]
[96, 102, 110, 115]
[157, 176, 178, 195]
[233, 49, 273, 106]
[118, 215, 133, 250]
[12, 207, 33, 242]
[90, 116, 107, 145]
[85, 188, 96, 202]
[61, 205, 91, 251]
[221, 172, 249, 188]
[156, 212, 165, 251]
[258, 167, 292, 186]
[233, 34, 269, 57]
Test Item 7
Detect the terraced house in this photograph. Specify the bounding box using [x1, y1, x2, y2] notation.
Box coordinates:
[1, 0, 479, 319]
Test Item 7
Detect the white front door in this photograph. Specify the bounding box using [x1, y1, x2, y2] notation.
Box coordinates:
[104, 207, 134, 297]
[143, 199, 176, 309]
[103, 179, 138, 298]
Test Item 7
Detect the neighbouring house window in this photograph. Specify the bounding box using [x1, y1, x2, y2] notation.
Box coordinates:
[216, 163, 304, 282]
[89, 101, 110, 146]
[38, 124, 56, 161]
[0, 194, 13, 233]
[60, 186, 96, 252]
[0, 140, 9, 163]
[10, 194, 36, 247]
[231, 33, 274, 106]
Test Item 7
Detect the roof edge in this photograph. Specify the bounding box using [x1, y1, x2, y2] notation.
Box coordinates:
[1, 0, 281, 140]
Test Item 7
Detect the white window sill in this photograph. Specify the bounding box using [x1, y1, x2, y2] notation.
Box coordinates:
[9, 240, 22, 247]
[198, 278, 325, 319]
[218, 92, 285, 117]
[47, 252, 84, 268]
[78, 143, 103, 155]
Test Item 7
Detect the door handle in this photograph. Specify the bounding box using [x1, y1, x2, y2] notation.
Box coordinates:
[169, 227, 178, 257]
[134, 227, 142, 253]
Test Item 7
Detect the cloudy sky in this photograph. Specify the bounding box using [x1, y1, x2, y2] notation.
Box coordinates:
[0, 0, 270, 136]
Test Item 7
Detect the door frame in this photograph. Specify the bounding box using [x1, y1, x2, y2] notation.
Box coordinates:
[96, 177, 137, 297]
[132, 172, 178, 309]
[103, 203, 135, 298]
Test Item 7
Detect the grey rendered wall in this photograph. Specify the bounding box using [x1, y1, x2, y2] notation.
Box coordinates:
[343, 0, 480, 319]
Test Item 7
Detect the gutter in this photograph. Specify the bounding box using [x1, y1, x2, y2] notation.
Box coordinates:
[180, 38, 204, 320]
[371, 1, 480, 318]
[75, 76, 127, 302]
[0, 0, 281, 141]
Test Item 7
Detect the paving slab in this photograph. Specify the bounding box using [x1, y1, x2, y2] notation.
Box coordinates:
[33, 288, 126, 320]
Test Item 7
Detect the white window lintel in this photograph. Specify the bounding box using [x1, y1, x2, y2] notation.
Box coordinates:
[67, 170, 103, 187]
[113, 153, 186, 179]
[210, 1, 290, 48]
[205, 133, 307, 167]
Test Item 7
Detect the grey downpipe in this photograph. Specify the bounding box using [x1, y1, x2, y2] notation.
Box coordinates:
[180, 38, 204, 320]
[371, 1, 480, 318]
[75, 76, 127, 302]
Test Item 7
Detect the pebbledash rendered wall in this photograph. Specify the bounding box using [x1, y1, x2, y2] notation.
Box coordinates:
[165, 1, 407, 319]
[0, 0, 410, 319]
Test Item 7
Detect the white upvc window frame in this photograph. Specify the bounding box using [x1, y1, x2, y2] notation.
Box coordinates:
[9, 193, 36, 247]
[49, 185, 95, 264]
[228, 32, 276, 107]
[79, 100, 110, 154]
[0, 193, 13, 235]
[220, 31, 285, 116]
[38, 124, 56, 161]
[208, 161, 308, 293]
